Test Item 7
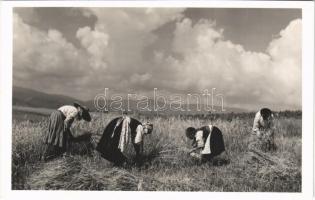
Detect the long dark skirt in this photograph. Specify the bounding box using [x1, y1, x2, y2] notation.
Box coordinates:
[202, 126, 225, 160]
[96, 117, 127, 165]
[98, 132, 127, 165]
[42, 110, 69, 160]
[97, 117, 144, 165]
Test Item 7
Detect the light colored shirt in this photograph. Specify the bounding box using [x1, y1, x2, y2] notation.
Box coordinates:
[134, 124, 145, 144]
[201, 130, 211, 154]
[252, 111, 274, 134]
[195, 125, 213, 155]
[195, 131, 204, 148]
[58, 105, 79, 123]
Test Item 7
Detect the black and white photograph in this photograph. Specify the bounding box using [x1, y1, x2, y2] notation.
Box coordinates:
[0, 1, 314, 197]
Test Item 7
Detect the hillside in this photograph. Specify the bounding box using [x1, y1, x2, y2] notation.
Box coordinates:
[13, 86, 83, 109]
[13, 86, 248, 113]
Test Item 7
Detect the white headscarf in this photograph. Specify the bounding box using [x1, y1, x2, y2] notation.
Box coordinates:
[117, 116, 131, 153]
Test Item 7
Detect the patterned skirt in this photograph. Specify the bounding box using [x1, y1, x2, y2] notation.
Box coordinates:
[44, 110, 68, 149]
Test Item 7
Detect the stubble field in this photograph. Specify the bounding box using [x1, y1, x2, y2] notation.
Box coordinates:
[12, 107, 302, 192]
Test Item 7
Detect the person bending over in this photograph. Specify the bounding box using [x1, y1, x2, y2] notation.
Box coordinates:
[185, 125, 225, 162]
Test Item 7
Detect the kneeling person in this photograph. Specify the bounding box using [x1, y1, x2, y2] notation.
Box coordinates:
[185, 125, 225, 162]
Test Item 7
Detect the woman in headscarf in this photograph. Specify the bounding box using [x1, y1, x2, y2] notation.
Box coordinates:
[185, 125, 225, 162]
[41, 102, 91, 161]
[250, 107, 276, 152]
[96, 114, 153, 166]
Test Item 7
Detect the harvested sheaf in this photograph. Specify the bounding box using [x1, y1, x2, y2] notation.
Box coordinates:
[26, 155, 203, 191]
[26, 157, 137, 190]
[241, 147, 301, 192]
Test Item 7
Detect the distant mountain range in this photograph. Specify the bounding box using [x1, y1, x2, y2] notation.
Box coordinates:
[13, 86, 249, 113]
[13, 86, 82, 109]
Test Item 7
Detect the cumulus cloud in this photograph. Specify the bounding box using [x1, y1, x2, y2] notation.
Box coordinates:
[76, 26, 109, 69]
[76, 8, 184, 75]
[13, 8, 301, 110]
[152, 18, 301, 109]
[267, 19, 302, 101]
[13, 8, 184, 99]
[73, 8, 185, 91]
[13, 13, 90, 96]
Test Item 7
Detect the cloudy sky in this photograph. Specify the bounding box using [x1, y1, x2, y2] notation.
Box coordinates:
[13, 8, 301, 110]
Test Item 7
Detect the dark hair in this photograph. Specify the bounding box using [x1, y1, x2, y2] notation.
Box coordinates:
[144, 123, 153, 134]
[260, 108, 272, 120]
[185, 127, 196, 139]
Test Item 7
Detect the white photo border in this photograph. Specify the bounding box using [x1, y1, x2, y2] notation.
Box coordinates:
[0, 1, 314, 200]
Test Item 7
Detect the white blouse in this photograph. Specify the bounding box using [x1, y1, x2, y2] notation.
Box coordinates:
[58, 105, 79, 123]
[134, 124, 145, 144]
[195, 125, 213, 155]
[252, 111, 274, 133]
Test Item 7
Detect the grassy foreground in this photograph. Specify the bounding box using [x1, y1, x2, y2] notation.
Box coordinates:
[12, 108, 301, 191]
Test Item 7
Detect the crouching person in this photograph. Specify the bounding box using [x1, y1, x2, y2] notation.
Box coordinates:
[185, 125, 225, 162]
[96, 114, 153, 167]
[250, 108, 276, 152]
[42, 102, 91, 161]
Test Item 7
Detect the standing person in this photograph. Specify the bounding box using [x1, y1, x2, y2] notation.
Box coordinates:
[185, 125, 225, 162]
[250, 108, 275, 152]
[96, 114, 153, 166]
[42, 102, 91, 161]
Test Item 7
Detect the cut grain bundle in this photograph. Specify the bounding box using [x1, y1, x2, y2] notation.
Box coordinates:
[26, 157, 82, 190]
[257, 164, 301, 192]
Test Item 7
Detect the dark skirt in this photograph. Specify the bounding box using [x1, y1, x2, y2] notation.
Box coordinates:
[44, 110, 68, 148]
[96, 117, 142, 165]
[98, 131, 127, 165]
[205, 126, 225, 159]
[96, 117, 127, 165]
